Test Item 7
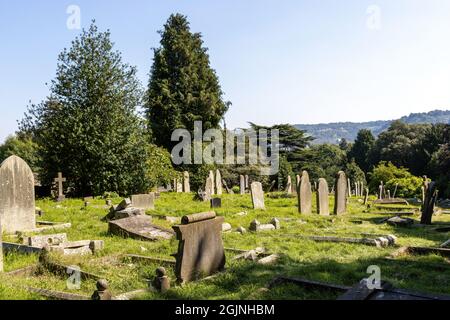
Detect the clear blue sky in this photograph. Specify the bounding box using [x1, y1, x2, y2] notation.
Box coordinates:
[1, 0, 450, 142]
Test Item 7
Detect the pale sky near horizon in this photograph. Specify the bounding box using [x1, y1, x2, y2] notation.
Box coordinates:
[1, 0, 450, 143]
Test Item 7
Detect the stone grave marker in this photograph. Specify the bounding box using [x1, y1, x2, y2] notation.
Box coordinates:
[298, 171, 312, 214]
[317, 178, 330, 215]
[245, 175, 249, 189]
[172, 212, 225, 283]
[0, 222, 3, 272]
[334, 171, 347, 215]
[251, 182, 265, 210]
[210, 198, 222, 209]
[54, 172, 66, 202]
[0, 155, 36, 233]
[108, 216, 174, 241]
[204, 176, 214, 202]
[421, 181, 438, 225]
[285, 176, 293, 194]
[347, 178, 352, 197]
[209, 171, 215, 195]
[215, 170, 222, 195]
[183, 171, 190, 193]
[131, 193, 155, 210]
[240, 175, 245, 195]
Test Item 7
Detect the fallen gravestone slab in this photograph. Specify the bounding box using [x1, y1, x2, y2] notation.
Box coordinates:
[373, 198, 410, 205]
[103, 198, 145, 221]
[267, 277, 450, 300]
[289, 235, 397, 248]
[172, 212, 225, 283]
[123, 254, 176, 266]
[249, 219, 280, 232]
[386, 216, 415, 227]
[109, 216, 175, 241]
[26, 287, 89, 300]
[392, 246, 450, 258]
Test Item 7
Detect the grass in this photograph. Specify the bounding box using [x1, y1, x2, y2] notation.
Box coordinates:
[1, 192, 450, 300]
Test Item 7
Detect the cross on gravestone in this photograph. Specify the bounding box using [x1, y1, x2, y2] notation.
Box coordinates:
[54, 172, 66, 202]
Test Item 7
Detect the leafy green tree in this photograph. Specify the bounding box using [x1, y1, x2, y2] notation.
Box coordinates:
[345, 160, 366, 185]
[146, 14, 229, 150]
[368, 161, 422, 197]
[20, 22, 149, 196]
[371, 121, 430, 175]
[146, 144, 177, 191]
[428, 124, 450, 197]
[0, 134, 39, 171]
[296, 144, 347, 186]
[349, 129, 375, 173]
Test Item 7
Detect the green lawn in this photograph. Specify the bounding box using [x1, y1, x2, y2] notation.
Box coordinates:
[1, 192, 449, 300]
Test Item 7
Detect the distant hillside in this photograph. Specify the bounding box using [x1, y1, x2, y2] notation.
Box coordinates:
[294, 110, 450, 144]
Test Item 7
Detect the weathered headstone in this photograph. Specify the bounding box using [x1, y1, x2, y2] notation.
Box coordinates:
[172, 212, 225, 283]
[131, 193, 155, 210]
[334, 171, 347, 215]
[240, 175, 245, 195]
[204, 176, 214, 202]
[108, 216, 174, 241]
[296, 175, 301, 190]
[176, 180, 183, 193]
[0, 156, 36, 233]
[0, 222, 3, 272]
[347, 178, 352, 197]
[183, 171, 190, 193]
[298, 171, 312, 214]
[421, 181, 438, 225]
[317, 178, 329, 216]
[285, 176, 293, 194]
[251, 182, 265, 210]
[245, 175, 249, 189]
[210, 198, 222, 209]
[215, 170, 222, 195]
[209, 171, 215, 195]
[54, 172, 66, 202]
[364, 188, 369, 205]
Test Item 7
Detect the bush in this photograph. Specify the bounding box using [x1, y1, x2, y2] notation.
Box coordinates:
[369, 161, 422, 198]
[146, 144, 177, 191]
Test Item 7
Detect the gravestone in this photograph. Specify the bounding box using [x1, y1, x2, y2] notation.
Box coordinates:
[317, 178, 330, 215]
[152, 267, 170, 293]
[296, 175, 301, 191]
[131, 193, 155, 210]
[240, 175, 245, 195]
[251, 182, 265, 210]
[215, 170, 222, 195]
[0, 156, 36, 233]
[54, 172, 66, 202]
[176, 180, 183, 193]
[364, 188, 369, 205]
[245, 175, 249, 189]
[210, 198, 222, 209]
[334, 171, 347, 215]
[347, 178, 352, 197]
[0, 222, 3, 272]
[183, 171, 190, 193]
[108, 216, 174, 241]
[204, 176, 214, 202]
[298, 171, 312, 214]
[209, 171, 215, 195]
[172, 212, 225, 283]
[285, 176, 293, 194]
[421, 181, 438, 225]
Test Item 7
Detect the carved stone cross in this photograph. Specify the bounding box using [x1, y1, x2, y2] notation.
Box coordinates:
[54, 172, 66, 201]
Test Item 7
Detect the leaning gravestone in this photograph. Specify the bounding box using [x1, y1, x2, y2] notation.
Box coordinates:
[240, 175, 245, 195]
[183, 171, 190, 193]
[251, 182, 265, 210]
[317, 178, 330, 215]
[334, 171, 347, 215]
[172, 212, 225, 283]
[0, 155, 36, 233]
[131, 193, 155, 210]
[215, 170, 222, 195]
[421, 181, 438, 225]
[298, 171, 312, 214]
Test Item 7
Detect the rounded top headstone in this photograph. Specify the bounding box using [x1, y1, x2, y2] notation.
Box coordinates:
[96, 279, 109, 291]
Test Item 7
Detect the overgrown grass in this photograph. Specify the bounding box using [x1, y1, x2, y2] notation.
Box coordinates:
[1, 193, 449, 300]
